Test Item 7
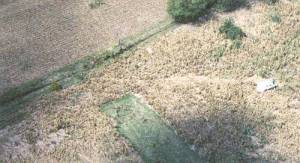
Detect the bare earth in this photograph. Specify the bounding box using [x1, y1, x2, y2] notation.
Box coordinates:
[0, 0, 167, 93]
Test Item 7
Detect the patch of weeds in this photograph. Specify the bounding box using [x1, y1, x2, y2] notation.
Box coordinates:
[259, 135, 269, 145]
[89, 0, 105, 9]
[230, 40, 242, 49]
[243, 126, 253, 136]
[212, 46, 226, 61]
[219, 19, 245, 40]
[49, 81, 62, 92]
[270, 13, 281, 23]
[213, 0, 247, 12]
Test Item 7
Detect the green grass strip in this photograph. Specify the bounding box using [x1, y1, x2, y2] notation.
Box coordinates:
[100, 95, 207, 163]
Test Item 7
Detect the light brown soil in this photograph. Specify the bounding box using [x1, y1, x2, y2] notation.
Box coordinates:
[1, 1, 299, 162]
[0, 0, 167, 94]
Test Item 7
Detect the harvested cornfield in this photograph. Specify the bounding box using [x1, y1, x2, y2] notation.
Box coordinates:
[0, 0, 299, 162]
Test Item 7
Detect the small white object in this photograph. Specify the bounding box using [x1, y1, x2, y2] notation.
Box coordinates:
[146, 47, 153, 54]
[256, 79, 277, 92]
[190, 144, 196, 151]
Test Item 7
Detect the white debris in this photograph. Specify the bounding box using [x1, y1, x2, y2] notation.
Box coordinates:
[190, 144, 196, 151]
[256, 79, 277, 92]
[146, 47, 153, 54]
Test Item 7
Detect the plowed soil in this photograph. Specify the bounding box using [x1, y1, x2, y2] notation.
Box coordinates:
[0, 0, 167, 94]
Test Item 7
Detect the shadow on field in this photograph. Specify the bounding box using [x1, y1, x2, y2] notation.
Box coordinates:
[189, 0, 252, 26]
[99, 93, 288, 162]
[172, 101, 285, 162]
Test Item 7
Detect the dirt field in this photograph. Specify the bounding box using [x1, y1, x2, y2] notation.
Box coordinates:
[0, 0, 167, 94]
[0, 0, 299, 162]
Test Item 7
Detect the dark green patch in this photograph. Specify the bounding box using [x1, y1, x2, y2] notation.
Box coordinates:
[213, 0, 247, 12]
[270, 13, 281, 23]
[89, 0, 105, 9]
[259, 135, 269, 145]
[49, 81, 62, 91]
[100, 95, 207, 163]
[243, 126, 253, 136]
[219, 19, 245, 40]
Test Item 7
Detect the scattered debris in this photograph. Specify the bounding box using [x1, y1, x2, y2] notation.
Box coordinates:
[256, 79, 277, 92]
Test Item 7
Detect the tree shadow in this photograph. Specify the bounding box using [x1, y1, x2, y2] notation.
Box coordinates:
[211, 0, 251, 13]
[172, 100, 287, 162]
[188, 0, 252, 26]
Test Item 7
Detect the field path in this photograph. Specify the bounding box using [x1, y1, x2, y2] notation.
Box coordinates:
[0, 0, 167, 93]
